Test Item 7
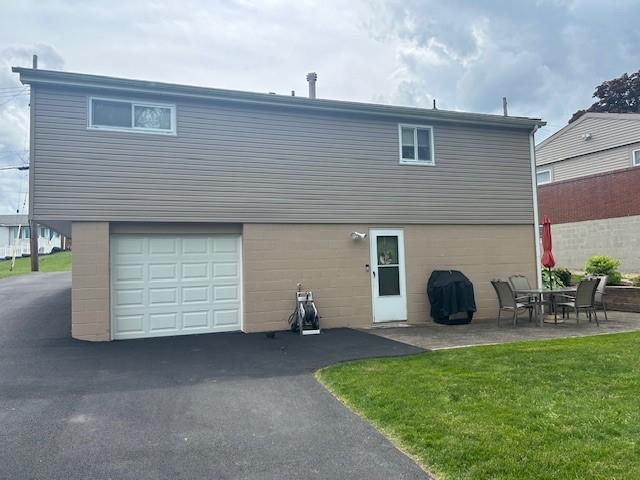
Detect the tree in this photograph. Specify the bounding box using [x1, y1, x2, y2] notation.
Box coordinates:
[569, 70, 640, 123]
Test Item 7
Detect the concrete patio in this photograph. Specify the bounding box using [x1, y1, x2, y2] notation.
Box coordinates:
[365, 310, 640, 350]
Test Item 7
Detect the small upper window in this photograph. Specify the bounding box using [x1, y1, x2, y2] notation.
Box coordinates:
[536, 169, 552, 185]
[89, 98, 175, 134]
[633, 149, 640, 167]
[399, 124, 434, 165]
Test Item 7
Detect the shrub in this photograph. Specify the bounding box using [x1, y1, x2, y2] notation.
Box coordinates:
[542, 269, 565, 288]
[570, 273, 583, 285]
[585, 255, 622, 285]
[631, 275, 640, 287]
[554, 267, 572, 287]
[50, 247, 61, 253]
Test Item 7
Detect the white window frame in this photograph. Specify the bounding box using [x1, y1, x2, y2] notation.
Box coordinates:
[88, 96, 177, 135]
[536, 168, 552, 185]
[632, 149, 640, 167]
[398, 124, 435, 166]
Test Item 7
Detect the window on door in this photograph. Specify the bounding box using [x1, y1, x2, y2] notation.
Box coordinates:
[376, 236, 400, 296]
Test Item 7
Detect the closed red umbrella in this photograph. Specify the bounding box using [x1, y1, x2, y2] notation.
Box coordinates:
[541, 215, 555, 288]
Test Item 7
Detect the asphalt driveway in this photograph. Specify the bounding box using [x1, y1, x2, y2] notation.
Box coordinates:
[0, 272, 427, 479]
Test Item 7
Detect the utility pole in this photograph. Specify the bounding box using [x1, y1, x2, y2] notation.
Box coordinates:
[29, 221, 38, 271]
[29, 54, 39, 272]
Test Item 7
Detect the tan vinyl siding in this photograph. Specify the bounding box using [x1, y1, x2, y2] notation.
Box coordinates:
[536, 142, 640, 183]
[33, 86, 534, 225]
[537, 115, 640, 165]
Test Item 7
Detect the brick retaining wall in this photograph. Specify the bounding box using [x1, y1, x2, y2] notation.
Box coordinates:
[605, 286, 640, 313]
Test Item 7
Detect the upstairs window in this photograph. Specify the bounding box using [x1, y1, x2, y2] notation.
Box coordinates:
[399, 124, 434, 165]
[633, 149, 640, 167]
[89, 98, 176, 134]
[536, 169, 552, 185]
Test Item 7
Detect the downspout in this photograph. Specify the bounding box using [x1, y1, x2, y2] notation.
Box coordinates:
[529, 125, 542, 288]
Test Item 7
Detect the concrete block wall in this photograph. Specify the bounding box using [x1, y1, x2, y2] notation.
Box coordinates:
[242, 224, 373, 332]
[71, 222, 110, 341]
[242, 224, 537, 332]
[551, 215, 640, 273]
[404, 224, 536, 322]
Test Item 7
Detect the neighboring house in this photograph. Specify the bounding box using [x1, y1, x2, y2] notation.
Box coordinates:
[14, 66, 545, 342]
[535, 113, 640, 272]
[0, 214, 66, 259]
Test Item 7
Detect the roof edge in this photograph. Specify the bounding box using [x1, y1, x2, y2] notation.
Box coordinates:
[13, 67, 545, 129]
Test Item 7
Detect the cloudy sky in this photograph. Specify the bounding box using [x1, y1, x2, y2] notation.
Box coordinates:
[1, 0, 639, 214]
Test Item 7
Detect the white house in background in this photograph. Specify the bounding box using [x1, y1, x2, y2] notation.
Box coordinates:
[0, 215, 67, 259]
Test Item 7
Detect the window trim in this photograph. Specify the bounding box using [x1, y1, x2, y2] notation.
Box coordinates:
[632, 149, 640, 167]
[536, 168, 553, 185]
[398, 124, 435, 166]
[88, 96, 177, 135]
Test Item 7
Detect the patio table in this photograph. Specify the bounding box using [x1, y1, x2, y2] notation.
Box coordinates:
[516, 287, 577, 326]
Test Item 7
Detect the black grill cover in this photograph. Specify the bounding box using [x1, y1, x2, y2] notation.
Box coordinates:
[427, 270, 476, 325]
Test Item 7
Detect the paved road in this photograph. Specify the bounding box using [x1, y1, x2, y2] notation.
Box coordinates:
[0, 272, 428, 479]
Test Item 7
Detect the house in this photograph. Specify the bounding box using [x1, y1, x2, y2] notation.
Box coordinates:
[13, 66, 545, 341]
[535, 113, 640, 272]
[0, 214, 66, 259]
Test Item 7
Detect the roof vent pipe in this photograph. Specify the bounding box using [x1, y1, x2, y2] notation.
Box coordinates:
[32, 54, 38, 69]
[306, 72, 317, 99]
[502, 96, 508, 116]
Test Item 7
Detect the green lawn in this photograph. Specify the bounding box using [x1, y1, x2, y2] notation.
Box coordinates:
[317, 333, 640, 480]
[0, 250, 72, 279]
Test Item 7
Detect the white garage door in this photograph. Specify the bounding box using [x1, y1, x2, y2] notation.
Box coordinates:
[110, 234, 242, 339]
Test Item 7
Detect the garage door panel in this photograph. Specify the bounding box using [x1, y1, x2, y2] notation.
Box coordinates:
[149, 237, 178, 255]
[214, 309, 240, 327]
[183, 311, 209, 329]
[115, 288, 145, 307]
[115, 314, 145, 334]
[182, 237, 209, 255]
[113, 264, 144, 282]
[213, 285, 239, 301]
[213, 237, 238, 254]
[111, 234, 242, 339]
[182, 286, 209, 304]
[182, 262, 209, 280]
[213, 262, 239, 279]
[149, 263, 177, 281]
[115, 237, 145, 255]
[149, 312, 179, 332]
[149, 287, 178, 306]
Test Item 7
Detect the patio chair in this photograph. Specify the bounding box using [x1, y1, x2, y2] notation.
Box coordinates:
[509, 275, 536, 302]
[586, 275, 609, 322]
[555, 278, 600, 326]
[491, 280, 535, 326]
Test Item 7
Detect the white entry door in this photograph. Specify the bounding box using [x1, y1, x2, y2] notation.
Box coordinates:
[369, 229, 407, 322]
[111, 234, 242, 339]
